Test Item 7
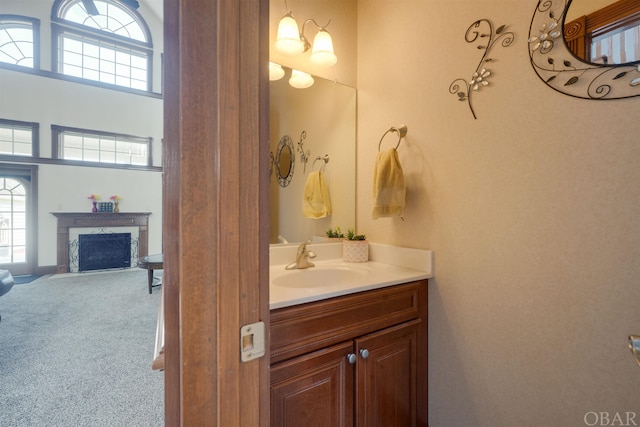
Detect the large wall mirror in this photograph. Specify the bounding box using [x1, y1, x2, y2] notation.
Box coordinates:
[529, 0, 640, 99]
[269, 69, 356, 244]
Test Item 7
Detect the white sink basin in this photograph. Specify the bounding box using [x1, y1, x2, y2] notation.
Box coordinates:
[271, 263, 372, 289]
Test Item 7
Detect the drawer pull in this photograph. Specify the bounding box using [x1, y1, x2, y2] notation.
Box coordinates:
[360, 349, 370, 359]
[347, 353, 357, 364]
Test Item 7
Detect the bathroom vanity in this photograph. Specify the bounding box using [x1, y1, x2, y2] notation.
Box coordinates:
[268, 243, 432, 426]
[270, 279, 428, 426]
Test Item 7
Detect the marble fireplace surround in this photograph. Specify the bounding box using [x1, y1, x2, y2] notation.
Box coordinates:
[51, 212, 151, 273]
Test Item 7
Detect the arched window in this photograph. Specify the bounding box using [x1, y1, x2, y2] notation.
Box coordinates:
[0, 177, 27, 264]
[52, 0, 153, 91]
[0, 15, 40, 68]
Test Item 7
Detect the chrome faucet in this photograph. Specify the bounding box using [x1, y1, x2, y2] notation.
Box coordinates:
[285, 241, 317, 270]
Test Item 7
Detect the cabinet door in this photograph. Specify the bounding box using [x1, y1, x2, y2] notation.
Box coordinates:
[355, 319, 421, 427]
[271, 341, 354, 427]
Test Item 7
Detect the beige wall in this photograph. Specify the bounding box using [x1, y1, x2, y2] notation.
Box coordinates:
[357, 1, 640, 425]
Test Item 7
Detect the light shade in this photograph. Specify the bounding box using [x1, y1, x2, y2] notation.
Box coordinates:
[275, 14, 304, 55]
[310, 29, 337, 67]
[289, 69, 314, 89]
[269, 62, 285, 81]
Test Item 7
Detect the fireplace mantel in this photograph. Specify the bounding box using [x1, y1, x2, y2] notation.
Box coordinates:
[51, 212, 151, 273]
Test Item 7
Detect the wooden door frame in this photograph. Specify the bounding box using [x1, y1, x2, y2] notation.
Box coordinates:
[163, 0, 270, 425]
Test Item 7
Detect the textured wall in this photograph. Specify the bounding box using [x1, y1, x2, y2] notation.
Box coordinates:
[357, 1, 640, 425]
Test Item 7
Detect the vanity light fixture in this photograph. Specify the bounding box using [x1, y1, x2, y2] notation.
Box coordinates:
[275, 13, 305, 55]
[289, 69, 314, 89]
[269, 62, 285, 81]
[309, 29, 337, 67]
[269, 63, 314, 88]
[274, 1, 337, 68]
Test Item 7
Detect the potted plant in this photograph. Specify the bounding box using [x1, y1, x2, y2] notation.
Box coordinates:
[325, 226, 344, 241]
[343, 228, 368, 263]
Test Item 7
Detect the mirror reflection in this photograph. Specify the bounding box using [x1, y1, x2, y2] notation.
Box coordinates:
[529, 0, 640, 99]
[269, 68, 356, 244]
[276, 135, 295, 187]
[564, 0, 640, 65]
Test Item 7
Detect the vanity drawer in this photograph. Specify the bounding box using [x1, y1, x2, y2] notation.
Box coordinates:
[270, 279, 427, 364]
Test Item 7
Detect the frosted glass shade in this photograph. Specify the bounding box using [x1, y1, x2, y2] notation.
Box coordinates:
[310, 30, 337, 67]
[289, 69, 314, 89]
[269, 62, 285, 81]
[275, 15, 304, 55]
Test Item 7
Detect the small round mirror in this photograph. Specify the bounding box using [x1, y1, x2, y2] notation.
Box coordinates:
[276, 135, 295, 187]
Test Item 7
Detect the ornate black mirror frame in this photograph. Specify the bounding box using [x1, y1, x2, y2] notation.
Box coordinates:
[276, 134, 295, 187]
[529, 0, 640, 99]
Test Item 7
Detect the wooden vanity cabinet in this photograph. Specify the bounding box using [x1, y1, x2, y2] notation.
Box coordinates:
[270, 280, 428, 427]
[271, 342, 355, 427]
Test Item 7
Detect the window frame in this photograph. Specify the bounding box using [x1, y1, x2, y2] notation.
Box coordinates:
[0, 118, 40, 158]
[564, 0, 640, 64]
[51, 0, 154, 92]
[0, 162, 38, 275]
[0, 14, 41, 69]
[51, 124, 153, 167]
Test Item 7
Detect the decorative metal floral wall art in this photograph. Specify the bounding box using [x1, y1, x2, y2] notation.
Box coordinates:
[449, 19, 516, 119]
[296, 130, 310, 173]
[528, 0, 640, 100]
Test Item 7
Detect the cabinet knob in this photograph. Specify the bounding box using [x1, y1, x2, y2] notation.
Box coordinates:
[347, 353, 357, 364]
[360, 349, 370, 359]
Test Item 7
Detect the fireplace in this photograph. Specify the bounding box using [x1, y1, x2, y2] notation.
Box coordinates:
[51, 212, 151, 273]
[77, 232, 132, 272]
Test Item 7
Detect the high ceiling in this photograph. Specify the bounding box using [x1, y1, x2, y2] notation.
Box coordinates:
[140, 0, 162, 22]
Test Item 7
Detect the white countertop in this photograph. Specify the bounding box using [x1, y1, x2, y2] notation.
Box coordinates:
[269, 243, 433, 310]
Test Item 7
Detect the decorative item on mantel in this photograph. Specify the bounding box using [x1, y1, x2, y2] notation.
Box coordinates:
[449, 19, 515, 119]
[97, 201, 113, 212]
[87, 194, 101, 213]
[342, 228, 368, 263]
[110, 195, 122, 213]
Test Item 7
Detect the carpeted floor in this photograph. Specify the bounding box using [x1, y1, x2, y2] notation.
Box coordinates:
[0, 269, 164, 426]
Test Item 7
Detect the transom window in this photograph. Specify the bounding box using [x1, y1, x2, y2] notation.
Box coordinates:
[53, 0, 152, 91]
[0, 16, 39, 68]
[0, 119, 38, 157]
[52, 125, 151, 166]
[60, 1, 147, 42]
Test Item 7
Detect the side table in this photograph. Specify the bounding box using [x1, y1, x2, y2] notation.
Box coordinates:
[137, 254, 163, 294]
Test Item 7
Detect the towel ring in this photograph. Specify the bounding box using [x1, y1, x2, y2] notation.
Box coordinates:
[312, 154, 329, 171]
[378, 125, 408, 151]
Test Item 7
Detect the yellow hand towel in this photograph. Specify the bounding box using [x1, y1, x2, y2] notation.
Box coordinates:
[303, 171, 332, 219]
[372, 148, 405, 219]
